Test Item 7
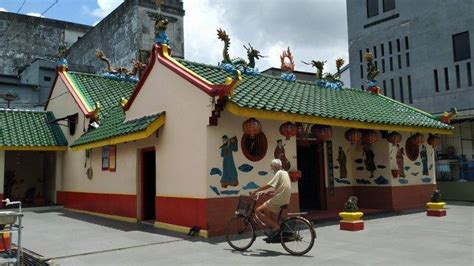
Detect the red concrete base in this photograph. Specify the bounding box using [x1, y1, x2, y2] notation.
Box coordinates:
[340, 220, 364, 231]
[427, 209, 446, 217]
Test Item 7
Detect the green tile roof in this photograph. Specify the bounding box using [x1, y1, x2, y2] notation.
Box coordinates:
[67, 71, 136, 114]
[0, 109, 67, 148]
[176, 59, 451, 130]
[71, 105, 162, 148]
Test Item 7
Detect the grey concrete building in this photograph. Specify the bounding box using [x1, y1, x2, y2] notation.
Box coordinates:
[67, 0, 185, 73]
[0, 12, 91, 75]
[346, 0, 474, 200]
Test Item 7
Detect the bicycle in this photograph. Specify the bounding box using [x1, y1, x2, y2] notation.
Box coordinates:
[225, 192, 316, 256]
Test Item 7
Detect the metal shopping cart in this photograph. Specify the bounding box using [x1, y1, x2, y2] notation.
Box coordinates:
[0, 199, 23, 266]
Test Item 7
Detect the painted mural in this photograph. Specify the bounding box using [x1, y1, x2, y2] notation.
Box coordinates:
[207, 115, 298, 198]
[363, 144, 376, 178]
[388, 133, 436, 186]
[220, 135, 239, 188]
[274, 139, 291, 171]
[336, 146, 347, 179]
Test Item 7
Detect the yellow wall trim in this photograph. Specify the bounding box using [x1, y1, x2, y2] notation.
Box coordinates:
[64, 208, 137, 223]
[71, 114, 166, 151]
[155, 221, 208, 238]
[0, 146, 66, 151]
[226, 102, 452, 135]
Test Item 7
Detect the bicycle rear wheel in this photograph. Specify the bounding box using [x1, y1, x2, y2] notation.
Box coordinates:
[280, 217, 316, 256]
[225, 216, 256, 251]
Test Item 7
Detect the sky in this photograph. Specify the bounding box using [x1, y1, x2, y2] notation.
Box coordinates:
[0, 0, 348, 73]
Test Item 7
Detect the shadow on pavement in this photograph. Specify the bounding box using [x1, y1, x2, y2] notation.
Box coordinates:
[226, 248, 312, 258]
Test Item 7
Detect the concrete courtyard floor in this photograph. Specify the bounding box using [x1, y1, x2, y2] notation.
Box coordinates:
[16, 202, 474, 265]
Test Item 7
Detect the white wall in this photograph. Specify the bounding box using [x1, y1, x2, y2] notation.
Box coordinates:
[126, 58, 211, 198]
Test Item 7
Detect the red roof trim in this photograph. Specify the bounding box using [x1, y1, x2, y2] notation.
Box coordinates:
[124, 44, 237, 111]
[59, 72, 91, 116]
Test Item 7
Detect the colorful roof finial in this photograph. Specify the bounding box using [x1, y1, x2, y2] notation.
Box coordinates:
[154, 15, 169, 45]
[217, 28, 263, 76]
[280, 47, 296, 82]
[436, 107, 458, 124]
[56, 44, 68, 71]
[364, 52, 381, 94]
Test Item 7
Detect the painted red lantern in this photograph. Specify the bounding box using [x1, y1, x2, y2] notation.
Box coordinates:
[242, 118, 262, 136]
[295, 122, 305, 137]
[362, 130, 378, 144]
[311, 124, 333, 142]
[387, 131, 402, 146]
[345, 128, 362, 144]
[410, 133, 425, 145]
[427, 134, 441, 148]
[279, 122, 297, 140]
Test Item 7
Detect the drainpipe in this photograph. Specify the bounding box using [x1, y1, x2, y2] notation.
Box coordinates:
[0, 151, 4, 201]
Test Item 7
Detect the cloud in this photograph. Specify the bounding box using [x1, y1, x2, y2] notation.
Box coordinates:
[184, 0, 348, 73]
[90, 0, 123, 18]
[0, 8, 7, 12]
[27, 12, 43, 17]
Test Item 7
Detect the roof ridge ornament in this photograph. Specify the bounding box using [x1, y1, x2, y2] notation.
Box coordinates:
[302, 59, 344, 90]
[280, 47, 296, 82]
[56, 44, 68, 71]
[216, 28, 263, 77]
[95, 49, 145, 83]
[364, 52, 381, 95]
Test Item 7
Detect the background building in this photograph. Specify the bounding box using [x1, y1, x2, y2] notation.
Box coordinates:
[347, 0, 474, 200]
[0, 0, 184, 109]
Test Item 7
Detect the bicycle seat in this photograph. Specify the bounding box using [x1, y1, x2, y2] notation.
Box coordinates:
[280, 205, 289, 210]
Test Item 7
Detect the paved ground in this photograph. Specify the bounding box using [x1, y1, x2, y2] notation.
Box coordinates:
[16, 202, 474, 265]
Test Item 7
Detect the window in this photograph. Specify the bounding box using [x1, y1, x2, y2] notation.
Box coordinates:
[373, 46, 378, 58]
[407, 75, 413, 104]
[398, 54, 402, 69]
[366, 48, 370, 53]
[405, 36, 409, 50]
[359, 50, 363, 62]
[360, 65, 364, 79]
[383, 80, 387, 96]
[390, 78, 395, 99]
[361, 84, 365, 90]
[375, 60, 378, 69]
[367, 0, 379, 18]
[102, 145, 117, 171]
[390, 57, 393, 71]
[382, 59, 386, 72]
[399, 77, 404, 103]
[444, 67, 450, 90]
[397, 39, 401, 52]
[406, 53, 410, 67]
[389, 41, 393, 54]
[452, 31, 471, 62]
[43, 76, 51, 82]
[381, 43, 385, 56]
[383, 0, 395, 12]
[456, 65, 461, 88]
[468, 62, 473, 86]
[434, 69, 439, 92]
[241, 132, 267, 162]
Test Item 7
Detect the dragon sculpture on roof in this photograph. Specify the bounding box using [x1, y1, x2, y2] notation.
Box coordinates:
[95, 49, 146, 82]
[217, 28, 264, 76]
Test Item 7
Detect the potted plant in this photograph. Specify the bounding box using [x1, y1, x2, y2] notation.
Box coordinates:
[339, 196, 364, 231]
[427, 190, 446, 217]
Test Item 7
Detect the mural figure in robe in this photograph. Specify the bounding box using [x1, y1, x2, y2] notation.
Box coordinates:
[336, 146, 347, 178]
[396, 144, 406, 177]
[420, 145, 429, 176]
[220, 135, 239, 188]
[274, 139, 291, 171]
[363, 144, 376, 178]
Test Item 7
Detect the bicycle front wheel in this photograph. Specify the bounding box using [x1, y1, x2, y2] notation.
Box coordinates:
[225, 216, 256, 251]
[280, 217, 316, 256]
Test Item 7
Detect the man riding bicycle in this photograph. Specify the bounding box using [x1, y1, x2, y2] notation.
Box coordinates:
[251, 159, 291, 240]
